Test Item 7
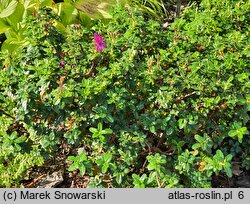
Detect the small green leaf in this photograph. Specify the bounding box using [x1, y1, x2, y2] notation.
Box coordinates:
[67, 156, 76, 162]
[102, 162, 109, 173]
[150, 125, 156, 133]
[178, 119, 186, 129]
[140, 174, 147, 181]
[106, 115, 114, 123]
[224, 163, 232, 177]
[14, 136, 25, 143]
[14, 143, 21, 151]
[215, 150, 224, 160]
[116, 173, 123, 184]
[228, 130, 237, 137]
[68, 163, 77, 171]
[132, 174, 140, 182]
[96, 158, 102, 165]
[192, 143, 201, 150]
[160, 86, 168, 91]
[79, 152, 87, 161]
[239, 127, 247, 134]
[89, 127, 98, 133]
[147, 172, 156, 183]
[78, 164, 86, 175]
[166, 127, 174, 135]
[102, 128, 113, 134]
[40, 138, 50, 148]
[194, 134, 204, 143]
[226, 154, 233, 162]
[97, 123, 103, 131]
[102, 152, 112, 162]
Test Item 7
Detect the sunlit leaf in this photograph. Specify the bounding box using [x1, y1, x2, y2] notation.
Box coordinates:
[0, 0, 18, 18]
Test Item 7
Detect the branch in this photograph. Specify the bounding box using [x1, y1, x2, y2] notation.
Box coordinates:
[0, 109, 16, 120]
[175, 91, 196, 101]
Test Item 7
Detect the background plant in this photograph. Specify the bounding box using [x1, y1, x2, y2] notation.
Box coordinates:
[0, 0, 123, 53]
[127, 0, 169, 19]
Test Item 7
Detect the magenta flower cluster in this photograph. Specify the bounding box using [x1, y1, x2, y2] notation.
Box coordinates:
[94, 33, 107, 52]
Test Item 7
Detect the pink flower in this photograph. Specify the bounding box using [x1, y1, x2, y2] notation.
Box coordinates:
[94, 33, 107, 52]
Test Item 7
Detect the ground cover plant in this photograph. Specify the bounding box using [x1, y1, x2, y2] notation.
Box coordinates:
[0, 0, 249, 187]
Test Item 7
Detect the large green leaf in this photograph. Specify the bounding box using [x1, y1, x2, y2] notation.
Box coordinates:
[1, 37, 27, 53]
[74, 0, 116, 19]
[0, 0, 18, 18]
[7, 2, 25, 30]
[0, 19, 10, 34]
[22, 0, 37, 9]
[40, 0, 53, 7]
[56, 2, 76, 25]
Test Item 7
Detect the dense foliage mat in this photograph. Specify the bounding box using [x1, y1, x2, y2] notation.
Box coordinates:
[0, 0, 249, 187]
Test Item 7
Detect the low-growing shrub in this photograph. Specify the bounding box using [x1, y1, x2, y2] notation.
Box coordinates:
[0, 0, 249, 187]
